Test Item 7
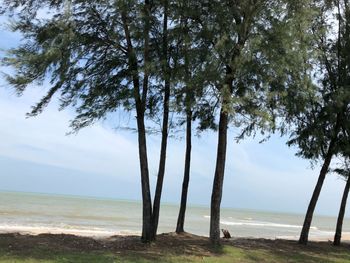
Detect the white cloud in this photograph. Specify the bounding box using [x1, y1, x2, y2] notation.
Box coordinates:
[0, 87, 141, 181]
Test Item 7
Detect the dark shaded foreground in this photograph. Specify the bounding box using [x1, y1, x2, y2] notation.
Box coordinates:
[0, 232, 349, 262]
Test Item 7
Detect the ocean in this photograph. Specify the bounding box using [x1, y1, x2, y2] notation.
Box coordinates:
[0, 191, 348, 240]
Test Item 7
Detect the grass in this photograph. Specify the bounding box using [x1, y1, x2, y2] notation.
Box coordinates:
[0, 233, 350, 262]
[1, 246, 350, 263]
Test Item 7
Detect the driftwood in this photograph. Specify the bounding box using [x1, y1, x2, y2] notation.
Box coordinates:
[221, 229, 231, 239]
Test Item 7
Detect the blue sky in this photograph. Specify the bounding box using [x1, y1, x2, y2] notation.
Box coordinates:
[0, 15, 348, 217]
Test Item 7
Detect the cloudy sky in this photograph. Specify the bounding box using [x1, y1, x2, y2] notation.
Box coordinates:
[0, 15, 347, 217]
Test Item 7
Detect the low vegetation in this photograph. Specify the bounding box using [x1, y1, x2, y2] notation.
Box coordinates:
[0, 233, 350, 263]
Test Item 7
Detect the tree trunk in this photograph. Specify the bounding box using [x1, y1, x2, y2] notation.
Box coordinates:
[299, 115, 341, 245]
[298, 153, 333, 245]
[333, 175, 350, 246]
[210, 108, 229, 245]
[151, 80, 170, 239]
[151, 0, 170, 240]
[176, 107, 192, 233]
[121, 0, 152, 242]
[136, 111, 153, 242]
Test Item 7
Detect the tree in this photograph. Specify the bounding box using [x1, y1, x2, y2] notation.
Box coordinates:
[197, 0, 270, 244]
[150, 0, 171, 240]
[333, 0, 350, 246]
[286, 0, 350, 245]
[190, 0, 316, 244]
[1, 0, 162, 242]
[172, 2, 205, 233]
[173, 4, 194, 234]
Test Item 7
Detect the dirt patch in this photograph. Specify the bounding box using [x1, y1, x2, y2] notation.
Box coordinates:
[0, 232, 349, 259]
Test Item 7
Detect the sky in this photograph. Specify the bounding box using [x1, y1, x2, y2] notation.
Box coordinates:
[0, 14, 348, 218]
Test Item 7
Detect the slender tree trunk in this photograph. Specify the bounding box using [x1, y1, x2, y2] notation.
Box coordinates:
[209, 64, 233, 245]
[121, 1, 152, 242]
[175, 11, 192, 234]
[299, 115, 341, 245]
[210, 108, 229, 245]
[139, 0, 152, 242]
[151, 0, 170, 240]
[151, 80, 170, 239]
[136, 110, 153, 242]
[334, 175, 350, 246]
[298, 151, 333, 244]
[176, 106, 192, 233]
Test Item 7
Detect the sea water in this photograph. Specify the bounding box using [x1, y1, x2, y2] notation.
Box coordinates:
[0, 191, 349, 240]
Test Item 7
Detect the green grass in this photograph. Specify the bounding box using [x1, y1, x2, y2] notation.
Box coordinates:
[1, 244, 350, 263]
[1, 232, 349, 263]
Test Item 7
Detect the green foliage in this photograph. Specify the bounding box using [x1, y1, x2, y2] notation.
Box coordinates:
[180, 0, 318, 140]
[2, 0, 348, 163]
[1, 0, 324, 139]
[1, 0, 165, 132]
[333, 159, 350, 180]
[286, 0, 350, 163]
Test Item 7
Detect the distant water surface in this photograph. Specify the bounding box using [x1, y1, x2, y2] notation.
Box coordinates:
[0, 191, 348, 240]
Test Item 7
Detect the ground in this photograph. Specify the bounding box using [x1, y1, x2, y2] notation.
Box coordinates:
[0, 232, 349, 262]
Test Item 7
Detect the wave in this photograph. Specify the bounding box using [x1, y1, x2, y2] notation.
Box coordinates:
[220, 220, 318, 230]
[228, 217, 253, 221]
[0, 223, 141, 237]
[204, 214, 319, 230]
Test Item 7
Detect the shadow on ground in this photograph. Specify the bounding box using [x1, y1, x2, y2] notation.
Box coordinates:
[0, 232, 349, 262]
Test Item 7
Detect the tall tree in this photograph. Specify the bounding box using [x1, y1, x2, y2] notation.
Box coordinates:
[123, 0, 154, 242]
[202, 0, 266, 244]
[150, 0, 171, 240]
[155, 0, 214, 234]
[171, 0, 202, 234]
[192, 0, 316, 244]
[1, 0, 161, 242]
[174, 11, 193, 233]
[287, 0, 350, 245]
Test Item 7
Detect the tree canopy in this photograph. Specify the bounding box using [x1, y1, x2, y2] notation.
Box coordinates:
[1, 0, 349, 245]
